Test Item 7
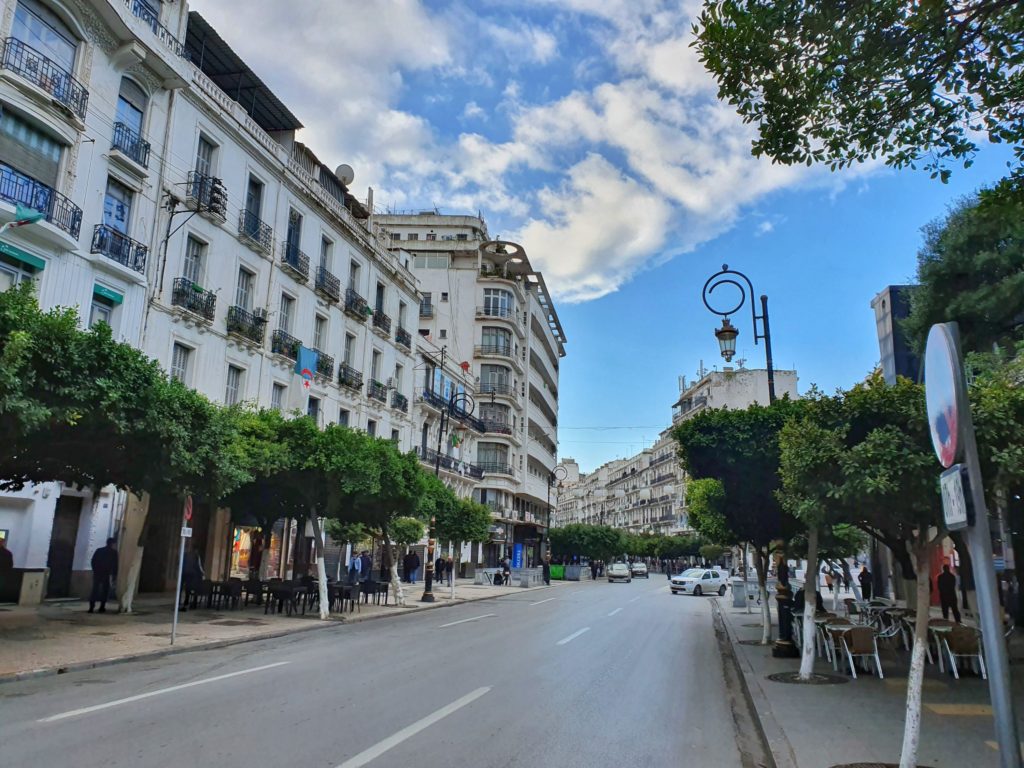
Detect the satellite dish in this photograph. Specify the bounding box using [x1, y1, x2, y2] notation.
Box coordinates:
[335, 164, 355, 185]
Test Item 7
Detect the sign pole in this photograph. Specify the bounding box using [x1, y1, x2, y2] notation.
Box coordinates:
[170, 496, 193, 646]
[927, 324, 1020, 768]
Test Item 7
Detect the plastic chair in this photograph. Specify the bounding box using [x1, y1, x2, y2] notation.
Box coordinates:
[842, 626, 884, 679]
[943, 625, 987, 680]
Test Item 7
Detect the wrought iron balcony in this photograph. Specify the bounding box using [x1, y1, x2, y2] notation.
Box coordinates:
[171, 277, 216, 321]
[391, 391, 408, 412]
[280, 241, 309, 281]
[483, 419, 513, 436]
[479, 382, 515, 398]
[368, 379, 388, 402]
[112, 122, 150, 167]
[414, 446, 485, 479]
[419, 302, 434, 318]
[226, 306, 266, 345]
[271, 329, 301, 360]
[477, 461, 514, 476]
[344, 288, 369, 321]
[372, 309, 392, 336]
[1, 38, 88, 119]
[474, 344, 514, 359]
[237, 209, 273, 254]
[312, 349, 334, 378]
[91, 225, 147, 273]
[126, 0, 187, 58]
[0, 163, 81, 239]
[395, 326, 412, 349]
[421, 388, 448, 411]
[315, 265, 341, 302]
[186, 171, 227, 221]
[338, 363, 363, 391]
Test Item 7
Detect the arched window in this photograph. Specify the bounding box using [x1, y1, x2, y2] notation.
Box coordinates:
[116, 78, 147, 137]
[13, 0, 78, 72]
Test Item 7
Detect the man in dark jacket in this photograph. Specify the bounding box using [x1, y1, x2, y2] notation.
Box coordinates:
[858, 566, 873, 601]
[542, 554, 551, 586]
[937, 564, 961, 622]
[180, 544, 205, 611]
[435, 555, 445, 584]
[359, 550, 372, 583]
[409, 550, 420, 583]
[88, 538, 118, 613]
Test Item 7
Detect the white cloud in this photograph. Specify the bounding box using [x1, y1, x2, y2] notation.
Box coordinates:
[461, 101, 486, 121]
[756, 220, 774, 236]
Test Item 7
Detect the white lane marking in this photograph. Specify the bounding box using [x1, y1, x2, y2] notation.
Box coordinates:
[607, 607, 623, 617]
[438, 613, 496, 628]
[628, 595, 642, 603]
[556, 627, 591, 646]
[336, 686, 491, 768]
[530, 598, 557, 606]
[39, 661, 290, 723]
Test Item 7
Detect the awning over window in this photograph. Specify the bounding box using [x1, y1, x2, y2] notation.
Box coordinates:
[93, 284, 124, 304]
[0, 241, 45, 270]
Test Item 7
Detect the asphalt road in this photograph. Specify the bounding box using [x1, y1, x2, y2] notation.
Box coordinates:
[0, 578, 744, 768]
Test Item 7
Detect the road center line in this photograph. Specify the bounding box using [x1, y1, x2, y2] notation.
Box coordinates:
[607, 607, 623, 617]
[556, 627, 591, 646]
[628, 595, 642, 603]
[39, 661, 290, 723]
[336, 686, 491, 768]
[529, 598, 557, 606]
[438, 613, 496, 628]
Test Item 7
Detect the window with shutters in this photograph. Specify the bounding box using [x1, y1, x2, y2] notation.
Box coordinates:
[225, 365, 243, 406]
[271, 383, 285, 411]
[170, 343, 192, 383]
[235, 268, 254, 310]
[183, 236, 205, 284]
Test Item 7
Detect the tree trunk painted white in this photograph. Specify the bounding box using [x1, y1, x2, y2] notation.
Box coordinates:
[379, 528, 405, 607]
[120, 546, 144, 614]
[117, 492, 151, 614]
[744, 543, 752, 614]
[799, 526, 819, 680]
[753, 548, 772, 644]
[899, 542, 931, 768]
[833, 566, 841, 613]
[306, 514, 330, 620]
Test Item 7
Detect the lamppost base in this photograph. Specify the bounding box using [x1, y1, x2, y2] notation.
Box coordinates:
[420, 592, 435, 603]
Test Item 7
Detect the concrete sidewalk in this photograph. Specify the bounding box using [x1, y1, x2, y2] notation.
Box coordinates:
[715, 598, 1024, 768]
[0, 577, 554, 681]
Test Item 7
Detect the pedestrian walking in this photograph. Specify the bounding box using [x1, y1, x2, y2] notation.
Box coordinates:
[822, 566, 834, 594]
[842, 570, 851, 593]
[402, 550, 415, 583]
[445, 555, 454, 587]
[410, 550, 420, 583]
[348, 552, 362, 584]
[88, 537, 118, 614]
[937, 564, 961, 622]
[590, 561, 598, 581]
[858, 565, 872, 601]
[434, 555, 445, 583]
[359, 550, 372, 583]
[180, 543, 204, 612]
[502, 556, 511, 586]
[542, 554, 551, 586]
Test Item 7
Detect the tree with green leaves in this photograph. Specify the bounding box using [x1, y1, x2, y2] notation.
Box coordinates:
[435, 497, 492, 579]
[693, 0, 1024, 185]
[903, 192, 1024, 356]
[698, 544, 726, 563]
[549, 524, 624, 564]
[684, 478, 732, 545]
[674, 399, 803, 643]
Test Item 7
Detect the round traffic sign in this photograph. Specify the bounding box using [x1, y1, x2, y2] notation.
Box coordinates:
[924, 324, 964, 468]
[184, 495, 193, 522]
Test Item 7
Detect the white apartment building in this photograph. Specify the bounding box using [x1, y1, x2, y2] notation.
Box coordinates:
[554, 365, 798, 538]
[377, 212, 567, 568]
[0, 0, 419, 600]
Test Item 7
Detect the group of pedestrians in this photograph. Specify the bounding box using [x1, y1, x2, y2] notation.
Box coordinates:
[432, 555, 455, 586]
[401, 550, 421, 583]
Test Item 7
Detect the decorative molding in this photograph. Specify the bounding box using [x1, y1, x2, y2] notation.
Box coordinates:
[70, 0, 118, 55]
[124, 61, 163, 93]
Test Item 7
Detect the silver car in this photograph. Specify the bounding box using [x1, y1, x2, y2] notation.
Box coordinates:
[607, 562, 632, 582]
[671, 568, 727, 596]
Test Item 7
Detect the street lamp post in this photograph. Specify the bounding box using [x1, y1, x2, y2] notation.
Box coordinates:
[546, 464, 567, 557]
[702, 264, 776, 404]
[422, 387, 476, 603]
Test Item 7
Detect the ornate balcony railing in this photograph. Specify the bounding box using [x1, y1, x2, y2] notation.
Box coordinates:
[391, 391, 408, 412]
[368, 379, 388, 402]
[344, 288, 369, 321]
[112, 122, 150, 167]
[281, 241, 309, 281]
[226, 305, 266, 344]
[414, 446, 485, 479]
[1, 37, 88, 118]
[171, 277, 216, 321]
[0, 163, 82, 239]
[483, 419, 514, 436]
[186, 171, 227, 220]
[126, 0, 187, 58]
[395, 326, 412, 349]
[474, 344, 514, 359]
[271, 329, 301, 360]
[479, 382, 515, 398]
[312, 349, 334, 378]
[91, 225, 147, 273]
[419, 302, 434, 318]
[372, 309, 391, 335]
[338, 363, 363, 391]
[237, 209, 273, 253]
[477, 461, 514, 476]
[315, 265, 341, 302]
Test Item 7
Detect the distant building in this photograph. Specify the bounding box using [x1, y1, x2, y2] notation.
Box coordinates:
[671, 366, 798, 425]
[871, 285, 921, 384]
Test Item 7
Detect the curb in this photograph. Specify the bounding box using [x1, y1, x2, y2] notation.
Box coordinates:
[0, 583, 553, 685]
[712, 600, 798, 768]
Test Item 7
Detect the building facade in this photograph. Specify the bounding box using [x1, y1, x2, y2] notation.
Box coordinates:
[0, 0, 420, 599]
[377, 213, 566, 567]
[871, 285, 921, 385]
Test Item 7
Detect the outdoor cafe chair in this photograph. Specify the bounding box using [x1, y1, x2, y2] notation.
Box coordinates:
[375, 581, 390, 606]
[822, 617, 852, 668]
[841, 625, 884, 679]
[943, 625, 987, 680]
[843, 598, 863, 622]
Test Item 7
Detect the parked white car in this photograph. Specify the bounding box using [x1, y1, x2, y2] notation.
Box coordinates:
[607, 562, 632, 583]
[671, 568, 727, 596]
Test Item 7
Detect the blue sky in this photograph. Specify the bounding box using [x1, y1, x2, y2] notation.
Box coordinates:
[191, 0, 1016, 472]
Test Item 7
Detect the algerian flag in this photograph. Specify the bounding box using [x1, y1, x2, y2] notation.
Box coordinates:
[450, 431, 463, 448]
[294, 345, 319, 390]
[0, 204, 45, 238]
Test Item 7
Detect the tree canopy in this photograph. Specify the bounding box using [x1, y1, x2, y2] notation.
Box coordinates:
[693, 0, 1024, 183]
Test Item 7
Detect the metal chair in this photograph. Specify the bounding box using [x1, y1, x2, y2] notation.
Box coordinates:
[943, 625, 987, 680]
[841, 626, 884, 679]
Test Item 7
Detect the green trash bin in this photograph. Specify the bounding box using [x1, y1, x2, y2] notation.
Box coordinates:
[550, 564, 565, 581]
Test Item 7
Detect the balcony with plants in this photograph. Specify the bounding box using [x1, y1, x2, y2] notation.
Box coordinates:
[391, 391, 409, 413]
[226, 305, 266, 345]
[368, 379, 388, 403]
[271, 329, 301, 360]
[171, 277, 216, 321]
[338, 363, 363, 391]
